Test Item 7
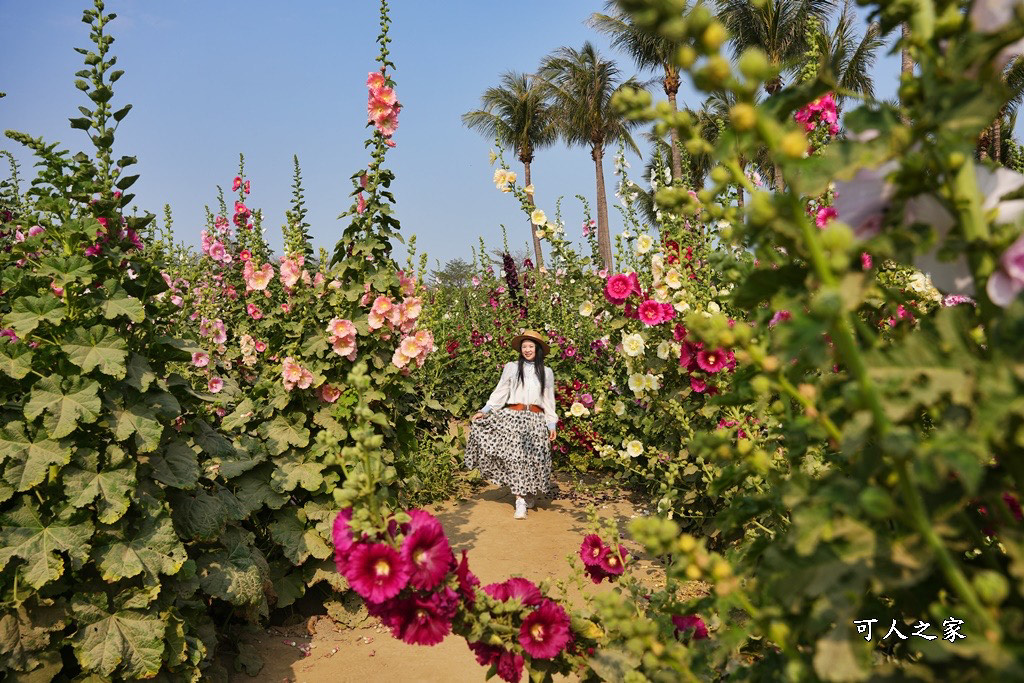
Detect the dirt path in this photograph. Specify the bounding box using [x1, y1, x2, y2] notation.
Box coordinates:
[233, 480, 665, 683]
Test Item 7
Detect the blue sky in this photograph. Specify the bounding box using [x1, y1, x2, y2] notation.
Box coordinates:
[3, 1, 911, 270]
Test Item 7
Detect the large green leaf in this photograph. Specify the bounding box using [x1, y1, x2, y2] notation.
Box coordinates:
[93, 514, 187, 582]
[213, 435, 266, 480]
[64, 325, 128, 378]
[0, 499, 92, 588]
[269, 509, 331, 565]
[149, 440, 199, 489]
[25, 375, 101, 439]
[100, 281, 145, 323]
[63, 448, 135, 524]
[5, 296, 66, 336]
[192, 419, 234, 457]
[259, 414, 310, 455]
[37, 254, 93, 287]
[233, 465, 288, 516]
[123, 353, 156, 392]
[270, 459, 325, 493]
[169, 487, 244, 542]
[2, 424, 72, 491]
[109, 398, 162, 453]
[221, 399, 256, 432]
[0, 601, 67, 672]
[70, 594, 164, 679]
[0, 342, 33, 380]
[196, 527, 270, 612]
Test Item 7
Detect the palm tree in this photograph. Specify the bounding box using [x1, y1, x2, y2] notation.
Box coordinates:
[979, 58, 1024, 163]
[463, 72, 557, 269]
[808, 1, 883, 106]
[716, 0, 836, 188]
[588, 1, 689, 185]
[540, 42, 643, 269]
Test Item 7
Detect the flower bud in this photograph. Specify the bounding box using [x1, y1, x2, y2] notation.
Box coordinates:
[738, 47, 771, 81]
[702, 21, 727, 52]
[973, 570, 1009, 606]
[706, 55, 731, 84]
[676, 45, 697, 69]
[677, 534, 697, 553]
[779, 131, 808, 159]
[710, 166, 731, 185]
[730, 103, 757, 131]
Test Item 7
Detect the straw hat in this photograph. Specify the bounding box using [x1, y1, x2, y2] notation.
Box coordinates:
[510, 329, 550, 354]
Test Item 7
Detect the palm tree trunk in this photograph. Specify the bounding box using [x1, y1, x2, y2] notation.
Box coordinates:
[979, 127, 991, 160]
[765, 78, 784, 191]
[664, 67, 683, 185]
[994, 113, 1003, 163]
[592, 144, 612, 270]
[524, 161, 543, 269]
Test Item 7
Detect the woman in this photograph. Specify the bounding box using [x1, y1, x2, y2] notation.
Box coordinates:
[465, 329, 558, 519]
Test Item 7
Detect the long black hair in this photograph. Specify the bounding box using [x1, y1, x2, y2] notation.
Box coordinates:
[514, 342, 547, 393]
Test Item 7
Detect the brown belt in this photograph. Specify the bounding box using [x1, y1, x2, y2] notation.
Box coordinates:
[505, 403, 543, 414]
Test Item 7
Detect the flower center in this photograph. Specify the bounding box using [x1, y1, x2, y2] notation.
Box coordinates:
[707, 355, 716, 365]
[374, 559, 391, 577]
[608, 556, 619, 567]
[414, 548, 427, 566]
[530, 623, 545, 641]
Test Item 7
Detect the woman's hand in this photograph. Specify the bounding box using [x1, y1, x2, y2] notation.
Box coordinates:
[470, 412, 486, 421]
[549, 429, 556, 442]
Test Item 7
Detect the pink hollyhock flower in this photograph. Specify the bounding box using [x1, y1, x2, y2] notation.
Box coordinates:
[371, 295, 393, 317]
[192, 351, 210, 367]
[384, 138, 396, 148]
[28, 225, 44, 237]
[357, 193, 367, 214]
[604, 274, 633, 304]
[170, 295, 183, 307]
[401, 523, 453, 591]
[455, 550, 480, 605]
[637, 299, 665, 326]
[280, 255, 304, 289]
[518, 600, 571, 659]
[672, 614, 709, 641]
[297, 368, 314, 390]
[987, 232, 1024, 306]
[471, 275, 481, 287]
[247, 303, 263, 320]
[327, 318, 356, 339]
[247, 262, 275, 292]
[392, 348, 411, 369]
[696, 349, 728, 373]
[244, 180, 250, 194]
[344, 542, 411, 604]
[402, 297, 423, 321]
[50, 281, 64, 298]
[239, 249, 251, 261]
[281, 303, 291, 314]
[413, 328, 434, 352]
[208, 377, 223, 393]
[398, 336, 422, 360]
[769, 310, 791, 327]
[367, 71, 387, 90]
[376, 111, 400, 137]
[254, 340, 266, 353]
[332, 337, 358, 360]
[84, 243, 102, 257]
[815, 206, 837, 229]
[861, 252, 873, 269]
[1, 329, 20, 343]
[333, 508, 356, 573]
[233, 176, 242, 191]
[690, 376, 708, 393]
[942, 294, 976, 307]
[580, 535, 605, 567]
[281, 357, 303, 391]
[360, 173, 369, 188]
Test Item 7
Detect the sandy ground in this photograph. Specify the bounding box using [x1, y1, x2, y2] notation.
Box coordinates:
[230, 479, 674, 683]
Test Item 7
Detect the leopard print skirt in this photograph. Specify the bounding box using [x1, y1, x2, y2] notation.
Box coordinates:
[464, 408, 554, 497]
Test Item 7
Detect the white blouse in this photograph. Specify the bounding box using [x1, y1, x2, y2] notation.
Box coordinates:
[480, 361, 558, 430]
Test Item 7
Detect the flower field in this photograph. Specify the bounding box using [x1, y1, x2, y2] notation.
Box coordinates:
[4, 0, 1024, 681]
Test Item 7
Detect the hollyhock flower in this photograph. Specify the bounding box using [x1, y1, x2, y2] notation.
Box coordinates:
[402, 297, 423, 320]
[831, 161, 898, 239]
[320, 384, 341, 403]
[209, 241, 226, 262]
[356, 192, 367, 214]
[496, 650, 526, 683]
[484, 577, 543, 606]
[208, 377, 224, 394]
[297, 368, 314, 390]
[84, 243, 102, 257]
[392, 349, 412, 369]
[942, 294, 976, 307]
[333, 336, 358, 360]
[327, 318, 356, 339]
[986, 233, 1024, 306]
[604, 274, 632, 304]
[621, 332, 645, 357]
[455, 550, 480, 605]
[815, 206, 837, 228]
[376, 111, 399, 136]
[625, 440, 644, 457]
[246, 262, 274, 291]
[254, 340, 266, 353]
[401, 525, 453, 591]
[598, 544, 628, 577]
[769, 310, 791, 327]
[280, 255, 304, 289]
[367, 71, 387, 90]
[580, 535, 605, 567]
[672, 614, 709, 641]
[697, 349, 728, 373]
[468, 641, 502, 668]
[345, 542, 411, 603]
[246, 303, 263, 320]
[391, 587, 458, 646]
[28, 225, 44, 237]
[233, 176, 242, 191]
[690, 376, 708, 393]
[530, 209, 547, 226]
[637, 299, 664, 326]
[861, 252, 873, 270]
[191, 351, 209, 368]
[518, 600, 571, 659]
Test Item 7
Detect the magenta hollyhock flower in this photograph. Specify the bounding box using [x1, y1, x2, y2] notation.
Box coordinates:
[673, 323, 688, 341]
[483, 577, 543, 606]
[468, 641, 502, 667]
[604, 274, 632, 304]
[332, 508, 355, 573]
[768, 310, 791, 327]
[672, 614, 709, 641]
[598, 544, 628, 577]
[455, 549, 480, 605]
[391, 587, 458, 646]
[690, 376, 708, 393]
[627, 272, 642, 297]
[344, 542, 411, 603]
[496, 650, 526, 683]
[518, 600, 571, 659]
[401, 523, 454, 591]
[579, 534, 605, 567]
[696, 349, 728, 373]
[815, 206, 837, 228]
[208, 377, 223, 394]
[637, 299, 665, 326]
[0, 329, 17, 343]
[660, 303, 676, 322]
[580, 393, 594, 407]
[239, 249, 251, 261]
[233, 176, 242, 191]
[861, 252, 873, 269]
[986, 232, 1024, 306]
[1003, 492, 1023, 522]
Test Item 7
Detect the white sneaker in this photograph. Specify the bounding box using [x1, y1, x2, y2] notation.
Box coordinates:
[514, 497, 527, 519]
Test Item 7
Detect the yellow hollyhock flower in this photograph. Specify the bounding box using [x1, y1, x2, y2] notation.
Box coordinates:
[636, 234, 654, 253]
[579, 301, 594, 316]
[622, 332, 645, 357]
[657, 341, 671, 360]
[530, 209, 548, 226]
[626, 440, 644, 458]
[665, 269, 683, 289]
[628, 373, 647, 393]
[570, 402, 590, 417]
[612, 400, 626, 416]
[524, 183, 534, 194]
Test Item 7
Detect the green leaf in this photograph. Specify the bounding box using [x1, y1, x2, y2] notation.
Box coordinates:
[213, 435, 267, 479]
[169, 487, 243, 542]
[197, 527, 270, 611]
[0, 342, 33, 380]
[101, 282, 145, 323]
[65, 325, 128, 378]
[259, 414, 310, 455]
[148, 440, 199, 489]
[192, 419, 234, 457]
[0, 499, 92, 588]
[233, 465, 288, 516]
[732, 264, 808, 309]
[5, 296, 67, 336]
[69, 117, 91, 130]
[221, 398, 255, 432]
[111, 103, 132, 122]
[70, 594, 165, 679]
[25, 376, 101, 439]
[123, 353, 156, 393]
[93, 514, 186, 581]
[0, 601, 68, 672]
[3, 425, 72, 492]
[271, 458, 325, 493]
[37, 254, 92, 287]
[63, 448, 135, 524]
[269, 509, 331, 565]
[109, 398, 163, 453]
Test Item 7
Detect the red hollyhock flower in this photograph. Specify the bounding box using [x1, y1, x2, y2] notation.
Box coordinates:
[496, 650, 526, 683]
[468, 641, 502, 667]
[604, 274, 632, 304]
[638, 299, 665, 326]
[579, 534, 605, 567]
[518, 600, 571, 659]
[597, 544, 628, 577]
[673, 323, 688, 341]
[401, 522, 454, 591]
[572, 379, 583, 391]
[696, 349, 728, 373]
[391, 587, 459, 646]
[672, 614, 709, 641]
[456, 549, 480, 605]
[483, 577, 543, 606]
[690, 377, 708, 393]
[345, 542, 411, 603]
